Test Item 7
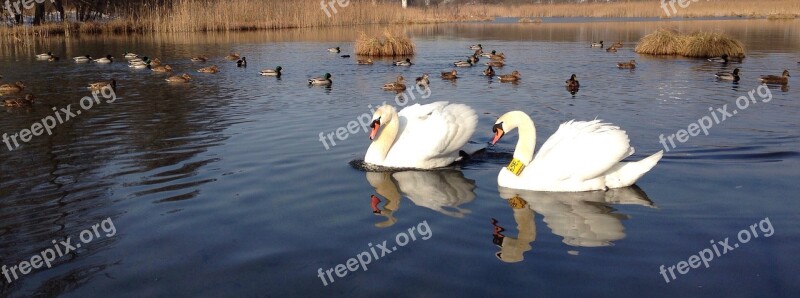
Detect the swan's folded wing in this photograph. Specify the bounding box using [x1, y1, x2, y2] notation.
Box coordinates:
[389, 102, 477, 164]
[530, 120, 631, 181]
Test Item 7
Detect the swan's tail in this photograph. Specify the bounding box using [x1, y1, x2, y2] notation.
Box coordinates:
[603, 150, 664, 189]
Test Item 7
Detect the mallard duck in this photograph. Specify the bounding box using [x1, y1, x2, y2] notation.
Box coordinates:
[328, 47, 341, 53]
[490, 53, 505, 61]
[198, 65, 219, 74]
[260, 66, 282, 76]
[486, 60, 505, 67]
[715, 68, 740, 82]
[73, 55, 92, 63]
[759, 70, 790, 84]
[481, 50, 496, 58]
[225, 52, 241, 60]
[454, 58, 474, 67]
[48, 56, 60, 62]
[617, 60, 636, 69]
[565, 74, 580, 88]
[470, 44, 482, 50]
[393, 58, 413, 66]
[308, 73, 332, 86]
[3, 94, 35, 107]
[483, 65, 495, 76]
[236, 57, 247, 67]
[357, 58, 373, 65]
[93, 55, 113, 63]
[128, 56, 149, 64]
[151, 65, 173, 73]
[415, 73, 430, 86]
[441, 70, 458, 80]
[130, 63, 150, 69]
[591, 41, 603, 48]
[0, 81, 25, 93]
[88, 79, 116, 91]
[191, 55, 209, 62]
[36, 52, 53, 59]
[382, 75, 406, 91]
[123, 52, 139, 59]
[497, 70, 521, 82]
[612, 41, 623, 48]
[708, 54, 730, 63]
[166, 73, 192, 83]
[150, 58, 162, 67]
[606, 46, 617, 53]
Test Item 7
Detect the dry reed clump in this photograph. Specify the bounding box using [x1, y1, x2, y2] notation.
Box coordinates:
[680, 32, 745, 58]
[634, 29, 686, 56]
[518, 17, 543, 23]
[355, 31, 415, 57]
[635, 29, 745, 58]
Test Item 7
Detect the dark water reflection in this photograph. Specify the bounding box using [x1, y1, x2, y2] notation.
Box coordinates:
[0, 19, 798, 296]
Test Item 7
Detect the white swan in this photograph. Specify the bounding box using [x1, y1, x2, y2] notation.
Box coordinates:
[491, 111, 663, 192]
[365, 102, 478, 169]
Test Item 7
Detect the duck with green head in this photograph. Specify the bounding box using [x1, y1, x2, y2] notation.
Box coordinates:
[309, 73, 332, 86]
[260, 66, 282, 76]
[715, 68, 740, 82]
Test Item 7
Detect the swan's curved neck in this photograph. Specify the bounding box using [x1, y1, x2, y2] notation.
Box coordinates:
[365, 110, 399, 163]
[508, 112, 536, 165]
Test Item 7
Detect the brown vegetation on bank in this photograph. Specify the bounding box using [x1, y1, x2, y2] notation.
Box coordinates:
[635, 29, 745, 58]
[355, 30, 415, 57]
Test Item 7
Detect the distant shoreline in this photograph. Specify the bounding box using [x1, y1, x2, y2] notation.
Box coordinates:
[1, 0, 797, 38]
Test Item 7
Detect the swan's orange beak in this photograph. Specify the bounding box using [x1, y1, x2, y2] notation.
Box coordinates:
[491, 123, 504, 145]
[369, 118, 381, 140]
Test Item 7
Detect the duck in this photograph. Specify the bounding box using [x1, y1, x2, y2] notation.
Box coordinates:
[149, 58, 162, 67]
[191, 55, 209, 62]
[441, 70, 458, 80]
[308, 73, 332, 86]
[591, 41, 604, 48]
[357, 58, 373, 65]
[328, 47, 341, 53]
[415, 73, 430, 86]
[151, 65, 173, 73]
[565, 74, 580, 88]
[486, 60, 505, 67]
[88, 79, 116, 91]
[490, 111, 664, 191]
[759, 70, 790, 84]
[197, 65, 219, 74]
[0, 81, 25, 93]
[3, 94, 35, 107]
[128, 56, 149, 64]
[364, 102, 478, 169]
[93, 55, 113, 63]
[259, 66, 282, 76]
[393, 58, 413, 66]
[490, 53, 506, 61]
[123, 52, 139, 59]
[166, 73, 192, 83]
[612, 41, 623, 48]
[73, 55, 92, 63]
[129, 62, 151, 69]
[497, 70, 521, 82]
[481, 50, 496, 58]
[236, 57, 247, 67]
[606, 46, 617, 53]
[483, 65, 495, 77]
[36, 52, 54, 59]
[382, 75, 406, 92]
[225, 52, 241, 60]
[715, 68, 740, 82]
[707, 54, 730, 63]
[48, 56, 60, 62]
[454, 58, 474, 67]
[617, 60, 636, 69]
[470, 44, 482, 50]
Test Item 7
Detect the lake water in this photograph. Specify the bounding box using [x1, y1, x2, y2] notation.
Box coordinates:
[0, 19, 798, 296]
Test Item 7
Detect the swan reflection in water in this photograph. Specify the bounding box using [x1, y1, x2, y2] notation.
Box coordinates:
[365, 170, 476, 228]
[492, 185, 655, 263]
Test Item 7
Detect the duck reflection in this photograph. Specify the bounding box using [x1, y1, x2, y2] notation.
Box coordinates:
[492, 185, 654, 262]
[366, 170, 476, 228]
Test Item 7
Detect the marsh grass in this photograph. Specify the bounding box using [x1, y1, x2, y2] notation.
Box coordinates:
[355, 30, 415, 57]
[636, 29, 745, 58]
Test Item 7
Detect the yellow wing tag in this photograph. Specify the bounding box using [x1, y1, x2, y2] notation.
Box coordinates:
[506, 158, 526, 176]
[508, 196, 527, 209]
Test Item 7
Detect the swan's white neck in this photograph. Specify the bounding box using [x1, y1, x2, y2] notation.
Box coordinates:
[365, 110, 399, 164]
[505, 111, 536, 165]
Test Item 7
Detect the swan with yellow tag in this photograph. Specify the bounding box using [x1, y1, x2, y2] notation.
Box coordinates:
[491, 111, 663, 192]
[365, 102, 478, 169]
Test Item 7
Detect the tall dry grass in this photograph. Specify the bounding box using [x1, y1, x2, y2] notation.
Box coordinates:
[635, 29, 745, 58]
[355, 30, 415, 56]
[634, 29, 686, 55]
